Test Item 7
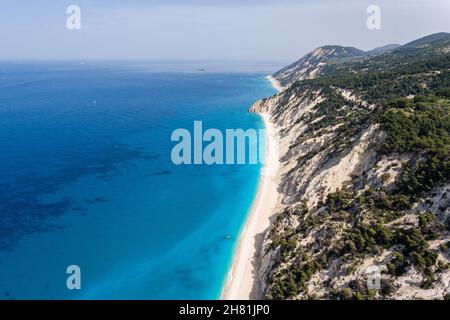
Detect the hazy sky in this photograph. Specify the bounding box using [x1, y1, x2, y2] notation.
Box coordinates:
[1, 0, 449, 62]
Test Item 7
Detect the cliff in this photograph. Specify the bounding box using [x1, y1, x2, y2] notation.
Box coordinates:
[251, 33, 450, 300]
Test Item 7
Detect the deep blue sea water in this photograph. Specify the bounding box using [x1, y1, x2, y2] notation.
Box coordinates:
[0, 61, 276, 299]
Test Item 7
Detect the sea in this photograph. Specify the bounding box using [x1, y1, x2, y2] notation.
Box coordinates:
[0, 61, 277, 299]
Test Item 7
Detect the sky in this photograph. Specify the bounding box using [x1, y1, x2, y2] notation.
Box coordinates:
[0, 0, 449, 62]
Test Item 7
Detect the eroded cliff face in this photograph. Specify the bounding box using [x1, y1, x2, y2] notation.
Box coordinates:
[249, 78, 450, 300]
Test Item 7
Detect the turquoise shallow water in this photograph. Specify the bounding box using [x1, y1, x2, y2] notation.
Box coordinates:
[0, 62, 276, 299]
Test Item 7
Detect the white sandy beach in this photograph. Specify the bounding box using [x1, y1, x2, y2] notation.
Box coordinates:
[266, 75, 284, 93]
[221, 79, 281, 300]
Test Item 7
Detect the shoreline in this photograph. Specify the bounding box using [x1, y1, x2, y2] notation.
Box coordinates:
[266, 75, 284, 93]
[221, 77, 281, 300]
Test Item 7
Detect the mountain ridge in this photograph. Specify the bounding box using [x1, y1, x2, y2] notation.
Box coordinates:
[366, 44, 401, 56]
[273, 45, 366, 88]
[402, 32, 450, 49]
[274, 32, 450, 89]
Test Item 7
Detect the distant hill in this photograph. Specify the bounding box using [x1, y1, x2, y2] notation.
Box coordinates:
[401, 32, 450, 49]
[366, 44, 401, 56]
[273, 46, 366, 88]
[273, 32, 450, 89]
